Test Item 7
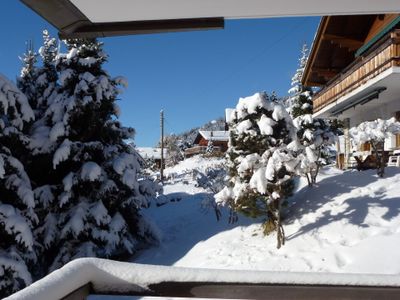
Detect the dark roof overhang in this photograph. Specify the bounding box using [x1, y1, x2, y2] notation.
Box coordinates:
[21, 0, 400, 39]
[303, 15, 378, 87]
[21, 0, 224, 39]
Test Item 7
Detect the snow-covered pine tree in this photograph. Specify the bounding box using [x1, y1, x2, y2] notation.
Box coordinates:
[215, 92, 299, 248]
[17, 41, 38, 111]
[0, 75, 36, 297]
[287, 44, 312, 114]
[30, 38, 162, 271]
[35, 30, 59, 117]
[19, 31, 62, 279]
[350, 118, 400, 177]
[288, 44, 339, 185]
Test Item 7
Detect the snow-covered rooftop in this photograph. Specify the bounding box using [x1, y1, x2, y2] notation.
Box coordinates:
[136, 147, 167, 160]
[198, 130, 229, 142]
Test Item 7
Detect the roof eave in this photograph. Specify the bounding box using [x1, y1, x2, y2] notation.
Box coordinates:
[302, 16, 330, 87]
[20, 0, 224, 38]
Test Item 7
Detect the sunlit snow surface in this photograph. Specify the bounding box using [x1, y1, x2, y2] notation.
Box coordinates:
[6, 156, 400, 300]
[137, 157, 400, 274]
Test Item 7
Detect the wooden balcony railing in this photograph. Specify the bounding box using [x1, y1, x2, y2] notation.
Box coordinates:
[313, 29, 400, 114]
[184, 145, 222, 156]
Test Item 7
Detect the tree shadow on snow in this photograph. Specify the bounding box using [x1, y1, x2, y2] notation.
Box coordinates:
[286, 168, 400, 241]
[134, 191, 261, 266]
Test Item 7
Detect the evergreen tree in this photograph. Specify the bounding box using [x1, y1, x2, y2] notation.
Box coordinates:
[288, 44, 313, 117]
[17, 41, 39, 110]
[0, 75, 36, 297]
[35, 30, 59, 116]
[215, 92, 300, 248]
[1, 32, 162, 295]
[27, 38, 162, 271]
[288, 44, 339, 186]
[15, 32, 61, 279]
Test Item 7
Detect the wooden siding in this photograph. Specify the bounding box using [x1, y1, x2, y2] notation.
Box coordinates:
[313, 29, 400, 114]
[364, 15, 399, 45]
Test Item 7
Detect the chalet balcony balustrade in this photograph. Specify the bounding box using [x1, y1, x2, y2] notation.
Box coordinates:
[313, 29, 400, 114]
[184, 145, 222, 157]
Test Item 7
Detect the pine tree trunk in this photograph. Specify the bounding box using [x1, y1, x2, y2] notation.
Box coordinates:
[371, 142, 385, 177]
[306, 173, 312, 187]
[264, 196, 285, 248]
[311, 148, 322, 184]
[274, 187, 285, 249]
[276, 202, 285, 249]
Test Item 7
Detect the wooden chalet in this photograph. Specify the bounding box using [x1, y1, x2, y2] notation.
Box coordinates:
[303, 14, 400, 168]
[184, 130, 229, 157]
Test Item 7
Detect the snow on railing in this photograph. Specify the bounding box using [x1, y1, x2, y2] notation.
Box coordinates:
[5, 258, 400, 300]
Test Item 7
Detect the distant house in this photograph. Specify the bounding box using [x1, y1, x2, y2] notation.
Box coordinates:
[303, 14, 400, 169]
[136, 147, 168, 168]
[184, 130, 229, 157]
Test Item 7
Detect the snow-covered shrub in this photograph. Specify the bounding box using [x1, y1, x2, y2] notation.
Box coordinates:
[350, 118, 400, 177]
[293, 116, 340, 185]
[193, 164, 227, 193]
[216, 92, 300, 248]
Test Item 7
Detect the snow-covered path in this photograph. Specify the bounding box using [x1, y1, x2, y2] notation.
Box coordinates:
[136, 163, 400, 275]
[135, 181, 258, 266]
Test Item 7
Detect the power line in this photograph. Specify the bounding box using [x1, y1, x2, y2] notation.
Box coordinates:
[191, 18, 314, 101]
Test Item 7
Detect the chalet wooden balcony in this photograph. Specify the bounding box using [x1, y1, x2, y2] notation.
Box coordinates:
[313, 29, 400, 115]
[184, 145, 222, 157]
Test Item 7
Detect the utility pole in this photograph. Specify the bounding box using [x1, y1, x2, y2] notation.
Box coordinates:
[160, 109, 164, 184]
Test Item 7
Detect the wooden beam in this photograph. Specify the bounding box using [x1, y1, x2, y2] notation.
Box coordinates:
[302, 16, 331, 87]
[59, 17, 225, 39]
[313, 68, 340, 78]
[323, 34, 364, 51]
[306, 81, 325, 87]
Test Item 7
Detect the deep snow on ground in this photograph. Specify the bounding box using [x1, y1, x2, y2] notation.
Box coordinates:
[136, 156, 400, 274]
[8, 157, 400, 300]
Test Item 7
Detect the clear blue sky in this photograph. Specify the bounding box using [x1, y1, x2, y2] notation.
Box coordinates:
[1, 1, 320, 146]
